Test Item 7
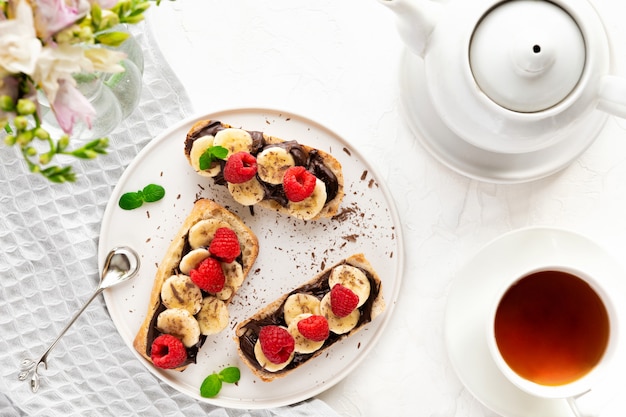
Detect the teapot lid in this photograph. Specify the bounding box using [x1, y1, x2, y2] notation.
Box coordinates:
[469, 0, 585, 113]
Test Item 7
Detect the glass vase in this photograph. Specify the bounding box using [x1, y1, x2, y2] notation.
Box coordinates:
[38, 32, 144, 140]
[103, 57, 143, 119]
[39, 73, 123, 141]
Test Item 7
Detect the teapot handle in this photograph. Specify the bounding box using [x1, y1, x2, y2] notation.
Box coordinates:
[597, 75, 626, 119]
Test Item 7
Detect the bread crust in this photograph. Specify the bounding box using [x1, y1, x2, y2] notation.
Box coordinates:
[133, 198, 259, 371]
[184, 119, 344, 220]
[234, 253, 385, 382]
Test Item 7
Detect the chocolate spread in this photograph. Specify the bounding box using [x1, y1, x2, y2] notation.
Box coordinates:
[144, 232, 243, 367]
[145, 302, 206, 366]
[185, 121, 340, 206]
[237, 262, 381, 374]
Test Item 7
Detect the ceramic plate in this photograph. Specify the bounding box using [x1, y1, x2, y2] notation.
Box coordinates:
[444, 227, 626, 417]
[98, 108, 403, 409]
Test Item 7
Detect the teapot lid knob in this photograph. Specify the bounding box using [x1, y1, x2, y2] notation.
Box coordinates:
[469, 0, 585, 113]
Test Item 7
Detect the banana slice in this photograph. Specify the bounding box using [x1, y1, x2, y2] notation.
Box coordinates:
[160, 274, 203, 314]
[320, 292, 360, 335]
[288, 313, 325, 354]
[256, 147, 295, 185]
[283, 293, 321, 326]
[195, 296, 229, 335]
[228, 177, 265, 206]
[215, 261, 245, 301]
[189, 135, 221, 177]
[179, 248, 211, 274]
[328, 265, 371, 308]
[156, 308, 201, 348]
[253, 336, 295, 372]
[213, 128, 253, 157]
[287, 178, 327, 220]
[188, 218, 230, 249]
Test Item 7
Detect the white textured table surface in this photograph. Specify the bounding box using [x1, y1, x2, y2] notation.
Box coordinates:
[148, 1, 626, 416]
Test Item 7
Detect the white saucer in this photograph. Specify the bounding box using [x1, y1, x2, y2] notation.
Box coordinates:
[398, 50, 607, 184]
[444, 227, 626, 417]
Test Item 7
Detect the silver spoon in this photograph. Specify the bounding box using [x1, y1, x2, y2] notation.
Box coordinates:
[18, 246, 140, 392]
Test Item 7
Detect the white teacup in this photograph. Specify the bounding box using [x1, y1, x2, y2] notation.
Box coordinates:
[486, 265, 619, 414]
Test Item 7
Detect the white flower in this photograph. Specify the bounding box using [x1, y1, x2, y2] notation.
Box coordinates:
[33, 43, 93, 105]
[84, 48, 126, 73]
[0, 0, 42, 76]
[89, 0, 119, 9]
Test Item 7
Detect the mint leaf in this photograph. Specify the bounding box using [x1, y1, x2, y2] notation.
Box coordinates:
[142, 184, 165, 202]
[118, 183, 165, 210]
[199, 366, 241, 398]
[200, 374, 222, 398]
[118, 192, 143, 210]
[212, 146, 228, 159]
[199, 145, 228, 170]
[219, 367, 241, 384]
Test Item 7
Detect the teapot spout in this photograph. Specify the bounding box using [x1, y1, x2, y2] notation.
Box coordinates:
[378, 0, 442, 58]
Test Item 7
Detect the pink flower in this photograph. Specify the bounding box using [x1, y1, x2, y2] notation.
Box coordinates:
[0, 75, 20, 122]
[52, 78, 96, 134]
[32, 0, 90, 39]
[0, 75, 20, 102]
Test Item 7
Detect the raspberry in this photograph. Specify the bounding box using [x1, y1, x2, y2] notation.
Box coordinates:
[283, 166, 316, 202]
[190, 257, 225, 293]
[297, 315, 330, 342]
[151, 334, 187, 369]
[224, 151, 257, 184]
[330, 284, 359, 317]
[258, 325, 295, 364]
[209, 227, 241, 263]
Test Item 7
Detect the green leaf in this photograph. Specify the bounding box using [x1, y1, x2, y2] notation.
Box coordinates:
[118, 183, 165, 210]
[142, 184, 165, 202]
[41, 165, 76, 183]
[91, 3, 103, 27]
[73, 72, 99, 84]
[56, 135, 70, 152]
[84, 137, 109, 155]
[95, 31, 130, 47]
[219, 367, 241, 384]
[118, 192, 143, 210]
[105, 61, 128, 89]
[121, 14, 145, 24]
[66, 137, 109, 159]
[198, 154, 213, 170]
[200, 374, 222, 398]
[199, 145, 228, 170]
[134, 2, 151, 13]
[199, 366, 241, 398]
[83, 149, 99, 159]
[212, 146, 228, 159]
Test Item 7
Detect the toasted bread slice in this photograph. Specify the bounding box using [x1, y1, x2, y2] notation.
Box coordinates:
[133, 198, 258, 371]
[184, 119, 344, 220]
[234, 253, 385, 382]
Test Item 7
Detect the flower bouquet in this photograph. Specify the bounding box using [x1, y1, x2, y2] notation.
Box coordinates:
[0, 0, 162, 183]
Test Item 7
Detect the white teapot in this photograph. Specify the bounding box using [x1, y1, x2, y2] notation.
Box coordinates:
[379, 0, 626, 182]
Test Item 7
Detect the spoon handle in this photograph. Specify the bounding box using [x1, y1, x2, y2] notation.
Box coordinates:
[19, 287, 104, 392]
[40, 287, 104, 364]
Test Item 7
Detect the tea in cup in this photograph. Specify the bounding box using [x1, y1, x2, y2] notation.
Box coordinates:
[487, 266, 618, 411]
